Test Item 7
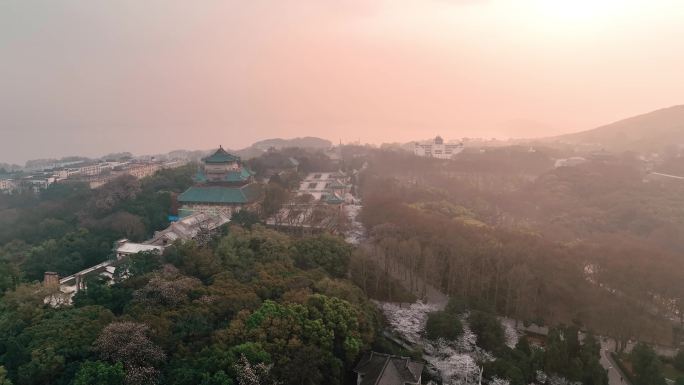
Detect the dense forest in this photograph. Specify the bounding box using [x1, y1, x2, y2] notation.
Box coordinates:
[0, 224, 380, 385]
[0, 165, 195, 289]
[357, 148, 684, 349]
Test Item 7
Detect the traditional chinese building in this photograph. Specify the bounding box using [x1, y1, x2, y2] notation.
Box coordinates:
[177, 147, 262, 217]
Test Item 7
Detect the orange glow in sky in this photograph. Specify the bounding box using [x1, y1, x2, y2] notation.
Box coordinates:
[2, 0, 684, 162]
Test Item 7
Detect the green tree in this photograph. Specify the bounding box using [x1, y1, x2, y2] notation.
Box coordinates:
[72, 277, 132, 315]
[230, 210, 261, 229]
[425, 311, 463, 341]
[121, 250, 162, 278]
[293, 235, 351, 278]
[0, 260, 20, 294]
[631, 343, 666, 385]
[17, 347, 65, 385]
[261, 184, 289, 217]
[674, 350, 684, 372]
[216, 226, 292, 277]
[468, 311, 505, 352]
[237, 295, 368, 385]
[73, 361, 125, 385]
[445, 296, 468, 316]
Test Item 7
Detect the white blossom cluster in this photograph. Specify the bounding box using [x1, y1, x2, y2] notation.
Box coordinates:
[499, 318, 521, 348]
[488, 377, 511, 385]
[94, 322, 166, 385]
[532, 370, 580, 385]
[379, 300, 539, 385]
[454, 316, 477, 352]
[424, 340, 480, 385]
[379, 301, 495, 385]
[379, 300, 439, 345]
[132, 265, 201, 308]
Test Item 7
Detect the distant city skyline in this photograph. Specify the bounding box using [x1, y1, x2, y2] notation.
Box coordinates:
[3, 0, 684, 163]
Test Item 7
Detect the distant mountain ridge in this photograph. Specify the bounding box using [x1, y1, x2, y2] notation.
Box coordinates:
[223, 137, 332, 160]
[251, 137, 332, 150]
[551, 105, 684, 153]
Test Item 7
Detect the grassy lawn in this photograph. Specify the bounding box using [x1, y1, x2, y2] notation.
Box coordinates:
[662, 363, 684, 381]
[615, 353, 684, 382]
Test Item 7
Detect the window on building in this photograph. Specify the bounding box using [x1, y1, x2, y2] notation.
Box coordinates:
[308, 182, 318, 189]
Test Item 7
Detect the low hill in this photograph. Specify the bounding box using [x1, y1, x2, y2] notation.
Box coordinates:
[551, 105, 684, 153]
[251, 137, 332, 150]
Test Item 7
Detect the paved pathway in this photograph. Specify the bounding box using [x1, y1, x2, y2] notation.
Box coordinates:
[601, 341, 631, 385]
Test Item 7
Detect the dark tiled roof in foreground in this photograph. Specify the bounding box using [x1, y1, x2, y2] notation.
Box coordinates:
[178, 184, 261, 204]
[203, 147, 240, 164]
[353, 352, 423, 385]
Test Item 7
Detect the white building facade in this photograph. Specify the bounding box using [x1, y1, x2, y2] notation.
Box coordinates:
[414, 136, 464, 159]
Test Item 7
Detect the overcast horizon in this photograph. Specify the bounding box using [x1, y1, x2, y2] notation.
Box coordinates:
[3, 0, 684, 164]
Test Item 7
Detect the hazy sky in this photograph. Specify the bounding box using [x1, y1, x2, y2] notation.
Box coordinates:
[2, 0, 684, 163]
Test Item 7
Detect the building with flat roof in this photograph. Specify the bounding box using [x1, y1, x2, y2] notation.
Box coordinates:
[148, 211, 231, 246]
[414, 136, 464, 159]
[114, 239, 164, 259]
[178, 147, 262, 217]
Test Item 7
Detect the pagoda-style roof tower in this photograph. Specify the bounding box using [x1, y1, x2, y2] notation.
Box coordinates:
[203, 146, 240, 164]
[177, 146, 261, 217]
[193, 146, 254, 186]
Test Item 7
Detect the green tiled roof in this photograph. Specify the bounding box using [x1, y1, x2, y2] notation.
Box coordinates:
[193, 171, 208, 183]
[193, 167, 254, 183]
[204, 147, 240, 163]
[178, 184, 261, 204]
[225, 168, 253, 182]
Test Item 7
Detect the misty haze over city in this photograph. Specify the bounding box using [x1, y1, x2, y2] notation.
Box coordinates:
[3, 2, 684, 385]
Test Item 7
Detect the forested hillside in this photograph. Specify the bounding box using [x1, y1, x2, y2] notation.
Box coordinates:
[0, 223, 378, 385]
[358, 148, 684, 348]
[0, 165, 195, 288]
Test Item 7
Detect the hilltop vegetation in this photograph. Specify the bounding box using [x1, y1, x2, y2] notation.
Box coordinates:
[0, 225, 378, 385]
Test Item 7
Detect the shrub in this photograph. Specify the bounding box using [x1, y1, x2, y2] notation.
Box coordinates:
[425, 311, 463, 341]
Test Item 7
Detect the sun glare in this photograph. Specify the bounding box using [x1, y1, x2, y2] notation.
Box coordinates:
[534, 0, 631, 23]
